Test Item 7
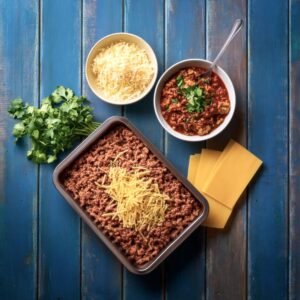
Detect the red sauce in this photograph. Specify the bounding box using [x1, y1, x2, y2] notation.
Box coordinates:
[160, 67, 230, 136]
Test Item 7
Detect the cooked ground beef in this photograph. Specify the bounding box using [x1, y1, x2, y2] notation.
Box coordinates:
[62, 125, 202, 266]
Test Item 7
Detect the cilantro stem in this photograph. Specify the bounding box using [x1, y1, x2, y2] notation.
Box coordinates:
[8, 86, 102, 164]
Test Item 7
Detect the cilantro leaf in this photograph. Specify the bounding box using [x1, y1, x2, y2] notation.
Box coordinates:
[176, 75, 184, 88]
[7, 86, 101, 164]
[174, 71, 213, 113]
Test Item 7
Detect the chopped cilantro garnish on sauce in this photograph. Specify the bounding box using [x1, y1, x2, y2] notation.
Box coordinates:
[176, 75, 211, 113]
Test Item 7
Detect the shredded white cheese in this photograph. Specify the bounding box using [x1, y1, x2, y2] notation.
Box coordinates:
[92, 41, 154, 102]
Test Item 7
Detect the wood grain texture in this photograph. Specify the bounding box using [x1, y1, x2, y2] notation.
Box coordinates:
[289, 0, 300, 299]
[206, 1, 247, 299]
[124, 0, 164, 149]
[123, 1, 164, 299]
[81, 0, 122, 299]
[38, 0, 81, 299]
[0, 1, 296, 299]
[248, 0, 288, 299]
[164, 1, 206, 300]
[0, 0, 39, 299]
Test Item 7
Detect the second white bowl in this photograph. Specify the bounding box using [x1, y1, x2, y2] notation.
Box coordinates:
[153, 59, 236, 142]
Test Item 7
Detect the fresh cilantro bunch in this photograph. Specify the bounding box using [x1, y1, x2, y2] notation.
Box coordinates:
[176, 75, 211, 113]
[8, 86, 101, 164]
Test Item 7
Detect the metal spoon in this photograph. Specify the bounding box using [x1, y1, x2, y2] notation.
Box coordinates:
[200, 18, 243, 78]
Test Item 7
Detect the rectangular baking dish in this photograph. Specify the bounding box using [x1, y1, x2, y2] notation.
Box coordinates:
[53, 116, 208, 274]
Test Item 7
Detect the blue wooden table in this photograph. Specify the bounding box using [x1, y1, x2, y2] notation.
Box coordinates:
[0, 0, 299, 299]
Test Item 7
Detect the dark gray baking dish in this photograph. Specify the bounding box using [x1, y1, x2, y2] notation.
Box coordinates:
[53, 116, 208, 274]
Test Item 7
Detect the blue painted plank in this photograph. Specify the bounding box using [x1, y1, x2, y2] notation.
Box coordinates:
[81, 0, 122, 299]
[0, 0, 39, 299]
[124, 0, 164, 149]
[39, 0, 81, 299]
[123, 0, 164, 299]
[248, 0, 288, 299]
[206, 1, 247, 299]
[165, 0, 206, 173]
[289, 0, 300, 299]
[164, 1, 206, 300]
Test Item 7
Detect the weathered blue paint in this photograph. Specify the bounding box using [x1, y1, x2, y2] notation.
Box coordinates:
[0, 1, 297, 299]
[123, 1, 164, 299]
[248, 0, 289, 299]
[289, 0, 300, 299]
[38, 0, 81, 299]
[164, 1, 206, 300]
[124, 0, 164, 149]
[81, 0, 122, 299]
[0, 0, 39, 299]
[206, 1, 247, 299]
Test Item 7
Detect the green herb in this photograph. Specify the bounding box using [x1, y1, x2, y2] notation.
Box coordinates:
[172, 98, 178, 104]
[176, 75, 184, 88]
[195, 87, 202, 97]
[8, 86, 101, 164]
[175, 74, 212, 113]
[184, 86, 208, 113]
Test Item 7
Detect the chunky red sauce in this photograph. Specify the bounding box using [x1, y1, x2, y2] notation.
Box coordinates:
[160, 67, 230, 136]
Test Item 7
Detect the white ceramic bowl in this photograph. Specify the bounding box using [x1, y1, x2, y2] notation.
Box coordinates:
[86, 33, 158, 105]
[153, 59, 236, 142]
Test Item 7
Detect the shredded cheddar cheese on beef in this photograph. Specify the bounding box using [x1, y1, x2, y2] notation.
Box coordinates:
[97, 165, 168, 230]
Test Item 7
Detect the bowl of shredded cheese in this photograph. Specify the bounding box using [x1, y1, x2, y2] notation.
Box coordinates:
[86, 33, 158, 105]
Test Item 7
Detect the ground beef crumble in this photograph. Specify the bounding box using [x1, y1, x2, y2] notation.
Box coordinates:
[62, 125, 202, 266]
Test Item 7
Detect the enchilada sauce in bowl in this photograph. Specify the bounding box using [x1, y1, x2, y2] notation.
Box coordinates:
[160, 67, 230, 136]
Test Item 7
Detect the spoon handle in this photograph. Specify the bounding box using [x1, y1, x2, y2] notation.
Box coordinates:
[210, 19, 243, 70]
